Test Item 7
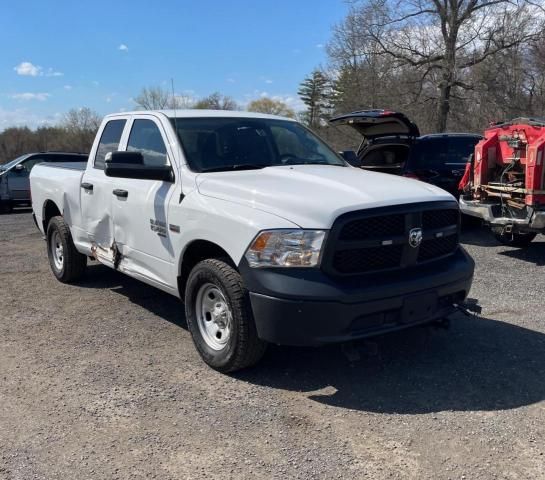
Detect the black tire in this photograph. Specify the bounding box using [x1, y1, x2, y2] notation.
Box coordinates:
[185, 258, 267, 373]
[46, 216, 87, 283]
[0, 202, 13, 214]
[493, 231, 537, 248]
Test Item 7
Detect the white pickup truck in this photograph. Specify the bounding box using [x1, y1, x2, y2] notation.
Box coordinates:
[30, 110, 474, 372]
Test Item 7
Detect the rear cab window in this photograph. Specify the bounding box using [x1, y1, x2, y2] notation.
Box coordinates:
[408, 136, 480, 171]
[94, 119, 126, 169]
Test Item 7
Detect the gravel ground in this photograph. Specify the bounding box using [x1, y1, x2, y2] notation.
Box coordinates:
[1, 210, 544, 480]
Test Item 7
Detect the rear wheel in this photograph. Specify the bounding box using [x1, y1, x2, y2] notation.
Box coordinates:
[0, 202, 13, 214]
[185, 258, 267, 373]
[46, 216, 87, 283]
[493, 230, 537, 247]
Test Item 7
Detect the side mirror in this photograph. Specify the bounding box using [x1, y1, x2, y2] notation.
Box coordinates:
[105, 151, 144, 165]
[14, 164, 25, 172]
[339, 150, 361, 167]
[105, 163, 174, 182]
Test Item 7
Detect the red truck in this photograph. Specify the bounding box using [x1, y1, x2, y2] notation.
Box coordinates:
[459, 117, 545, 246]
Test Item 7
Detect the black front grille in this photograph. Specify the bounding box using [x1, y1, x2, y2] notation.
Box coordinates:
[323, 202, 460, 276]
[423, 209, 459, 230]
[333, 245, 404, 274]
[340, 214, 405, 240]
[418, 234, 459, 262]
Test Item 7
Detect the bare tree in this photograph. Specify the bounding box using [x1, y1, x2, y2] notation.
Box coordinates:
[354, 0, 544, 131]
[62, 107, 101, 132]
[134, 85, 197, 110]
[193, 92, 238, 110]
[61, 108, 101, 152]
[134, 86, 172, 110]
[247, 97, 295, 117]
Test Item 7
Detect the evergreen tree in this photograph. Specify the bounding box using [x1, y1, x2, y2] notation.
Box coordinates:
[297, 70, 331, 127]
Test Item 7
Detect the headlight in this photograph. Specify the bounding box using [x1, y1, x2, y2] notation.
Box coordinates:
[245, 230, 326, 268]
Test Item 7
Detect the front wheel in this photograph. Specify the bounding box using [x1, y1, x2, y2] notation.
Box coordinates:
[493, 230, 537, 248]
[46, 216, 87, 283]
[185, 259, 267, 373]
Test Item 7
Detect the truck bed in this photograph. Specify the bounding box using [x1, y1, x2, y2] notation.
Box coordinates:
[30, 162, 87, 236]
[42, 161, 87, 171]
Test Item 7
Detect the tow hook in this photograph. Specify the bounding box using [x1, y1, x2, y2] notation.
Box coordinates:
[455, 298, 482, 316]
[504, 224, 513, 234]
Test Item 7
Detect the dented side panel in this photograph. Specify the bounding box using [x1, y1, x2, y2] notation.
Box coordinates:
[80, 167, 116, 264]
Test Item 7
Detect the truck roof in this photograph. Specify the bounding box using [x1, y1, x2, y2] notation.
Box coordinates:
[104, 109, 297, 122]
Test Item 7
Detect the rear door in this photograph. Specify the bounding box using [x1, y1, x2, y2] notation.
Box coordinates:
[80, 117, 128, 261]
[404, 136, 481, 196]
[110, 115, 178, 287]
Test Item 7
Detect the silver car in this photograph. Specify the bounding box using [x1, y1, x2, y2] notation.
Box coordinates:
[0, 152, 87, 212]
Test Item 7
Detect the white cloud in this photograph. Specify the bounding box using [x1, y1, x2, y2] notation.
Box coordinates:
[92, 80, 100, 86]
[0, 107, 62, 129]
[13, 62, 63, 77]
[45, 67, 63, 77]
[118, 44, 129, 52]
[10, 92, 50, 101]
[14, 61, 41, 76]
[316, 43, 324, 49]
[271, 94, 306, 111]
[64, 85, 72, 90]
[265, 79, 273, 84]
[226, 78, 236, 83]
[292, 48, 301, 54]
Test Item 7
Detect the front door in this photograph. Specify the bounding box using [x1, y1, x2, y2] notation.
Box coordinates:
[110, 116, 178, 287]
[6, 157, 42, 202]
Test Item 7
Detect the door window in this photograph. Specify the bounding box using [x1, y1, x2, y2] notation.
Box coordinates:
[126, 119, 168, 166]
[94, 119, 126, 169]
[8, 158, 41, 178]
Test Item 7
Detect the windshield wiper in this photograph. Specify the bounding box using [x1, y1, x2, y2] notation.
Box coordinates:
[201, 164, 268, 173]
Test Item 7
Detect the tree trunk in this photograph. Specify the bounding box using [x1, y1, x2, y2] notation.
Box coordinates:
[436, 32, 457, 133]
[436, 80, 451, 132]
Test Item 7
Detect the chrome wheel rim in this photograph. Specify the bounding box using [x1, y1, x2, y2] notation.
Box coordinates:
[195, 283, 232, 351]
[50, 231, 64, 271]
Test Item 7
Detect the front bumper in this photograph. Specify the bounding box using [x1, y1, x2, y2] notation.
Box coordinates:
[460, 197, 545, 230]
[240, 248, 474, 346]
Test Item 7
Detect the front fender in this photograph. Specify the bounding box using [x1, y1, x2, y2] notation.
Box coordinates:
[173, 193, 299, 275]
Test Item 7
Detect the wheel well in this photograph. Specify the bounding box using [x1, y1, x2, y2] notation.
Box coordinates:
[42, 200, 61, 232]
[178, 240, 234, 298]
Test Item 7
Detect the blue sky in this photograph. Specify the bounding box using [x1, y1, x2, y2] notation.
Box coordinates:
[0, 0, 348, 129]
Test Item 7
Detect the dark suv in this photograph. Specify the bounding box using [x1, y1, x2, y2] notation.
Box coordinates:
[0, 152, 87, 212]
[330, 110, 481, 197]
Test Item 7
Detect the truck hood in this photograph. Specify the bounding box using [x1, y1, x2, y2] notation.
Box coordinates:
[196, 165, 455, 228]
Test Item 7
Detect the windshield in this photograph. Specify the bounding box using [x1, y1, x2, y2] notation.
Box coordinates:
[0, 154, 31, 170]
[407, 136, 480, 171]
[171, 117, 346, 172]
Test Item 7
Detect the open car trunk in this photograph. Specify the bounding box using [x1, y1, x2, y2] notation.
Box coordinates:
[329, 110, 420, 172]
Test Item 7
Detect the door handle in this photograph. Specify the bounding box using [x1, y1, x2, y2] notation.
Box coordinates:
[113, 189, 128, 198]
[81, 182, 93, 191]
